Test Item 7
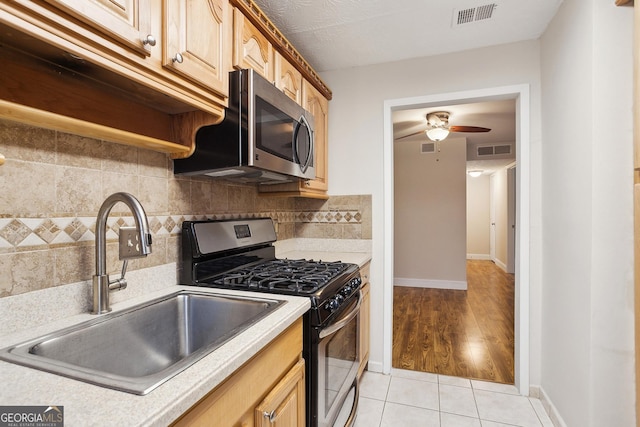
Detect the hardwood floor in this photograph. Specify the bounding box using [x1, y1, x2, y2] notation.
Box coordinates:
[392, 260, 515, 384]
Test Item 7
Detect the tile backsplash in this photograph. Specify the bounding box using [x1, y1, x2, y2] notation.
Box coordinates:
[0, 119, 371, 298]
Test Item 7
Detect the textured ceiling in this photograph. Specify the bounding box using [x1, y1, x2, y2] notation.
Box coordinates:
[252, 0, 563, 72]
[251, 0, 561, 174]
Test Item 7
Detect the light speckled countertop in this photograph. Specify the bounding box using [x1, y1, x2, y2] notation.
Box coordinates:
[0, 238, 371, 426]
[277, 250, 371, 268]
[0, 285, 309, 427]
[274, 238, 372, 268]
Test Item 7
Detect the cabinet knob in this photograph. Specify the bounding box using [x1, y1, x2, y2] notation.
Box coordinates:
[172, 53, 184, 64]
[263, 410, 276, 422]
[0, 153, 5, 166]
[142, 34, 156, 47]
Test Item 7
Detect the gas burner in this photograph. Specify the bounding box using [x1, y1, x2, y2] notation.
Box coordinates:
[204, 258, 351, 296]
[266, 278, 319, 293]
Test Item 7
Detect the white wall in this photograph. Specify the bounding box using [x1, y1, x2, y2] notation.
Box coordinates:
[540, 0, 635, 426]
[466, 174, 490, 258]
[394, 137, 467, 287]
[321, 40, 543, 378]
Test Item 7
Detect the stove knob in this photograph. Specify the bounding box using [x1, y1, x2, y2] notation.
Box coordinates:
[325, 298, 340, 312]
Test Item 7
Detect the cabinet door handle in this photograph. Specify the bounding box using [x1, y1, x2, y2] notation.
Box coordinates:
[263, 410, 276, 422]
[172, 53, 184, 64]
[142, 34, 156, 47]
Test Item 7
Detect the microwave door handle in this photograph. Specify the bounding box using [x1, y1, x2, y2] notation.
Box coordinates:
[294, 115, 313, 173]
[319, 291, 362, 339]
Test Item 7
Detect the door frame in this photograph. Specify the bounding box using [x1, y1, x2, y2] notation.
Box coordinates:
[382, 84, 531, 394]
[507, 164, 517, 274]
[490, 173, 497, 262]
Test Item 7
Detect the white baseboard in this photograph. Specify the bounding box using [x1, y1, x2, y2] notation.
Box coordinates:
[533, 385, 567, 427]
[394, 277, 467, 290]
[494, 258, 508, 272]
[366, 361, 384, 374]
[466, 253, 492, 260]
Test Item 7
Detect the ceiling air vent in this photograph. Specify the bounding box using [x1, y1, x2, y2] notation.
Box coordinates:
[477, 144, 512, 156]
[453, 3, 498, 27]
[494, 144, 511, 155]
[421, 142, 435, 154]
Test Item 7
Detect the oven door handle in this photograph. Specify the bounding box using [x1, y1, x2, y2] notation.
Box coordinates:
[319, 290, 362, 339]
[344, 379, 360, 427]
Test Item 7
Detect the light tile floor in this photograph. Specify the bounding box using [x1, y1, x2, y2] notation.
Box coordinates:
[355, 369, 553, 427]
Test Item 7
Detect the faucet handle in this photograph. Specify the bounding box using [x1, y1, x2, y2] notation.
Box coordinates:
[119, 226, 149, 260]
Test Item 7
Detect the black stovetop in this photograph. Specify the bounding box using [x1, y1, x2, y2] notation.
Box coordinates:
[205, 258, 350, 294]
[180, 218, 362, 325]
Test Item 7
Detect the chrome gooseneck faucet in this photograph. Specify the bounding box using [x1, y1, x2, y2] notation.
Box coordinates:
[93, 192, 152, 314]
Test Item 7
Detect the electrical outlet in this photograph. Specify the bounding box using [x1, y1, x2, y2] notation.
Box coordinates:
[119, 226, 145, 260]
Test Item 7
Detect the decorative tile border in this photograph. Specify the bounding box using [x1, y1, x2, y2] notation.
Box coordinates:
[297, 211, 362, 223]
[0, 209, 362, 251]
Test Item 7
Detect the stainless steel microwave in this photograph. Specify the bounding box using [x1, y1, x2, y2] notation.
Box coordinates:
[173, 69, 315, 184]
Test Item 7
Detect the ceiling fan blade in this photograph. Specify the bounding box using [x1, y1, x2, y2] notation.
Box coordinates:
[449, 125, 491, 133]
[394, 129, 426, 140]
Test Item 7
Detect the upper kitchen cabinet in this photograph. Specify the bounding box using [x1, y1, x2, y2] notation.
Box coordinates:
[301, 80, 329, 193]
[1, 0, 331, 166]
[258, 79, 328, 198]
[40, 0, 154, 57]
[275, 52, 303, 105]
[232, 7, 274, 81]
[164, 0, 230, 98]
[0, 0, 231, 156]
[229, 0, 332, 101]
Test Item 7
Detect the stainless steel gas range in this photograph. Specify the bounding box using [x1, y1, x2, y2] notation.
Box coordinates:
[180, 218, 362, 427]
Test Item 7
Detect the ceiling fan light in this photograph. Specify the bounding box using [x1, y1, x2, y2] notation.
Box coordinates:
[426, 127, 450, 141]
[468, 170, 483, 178]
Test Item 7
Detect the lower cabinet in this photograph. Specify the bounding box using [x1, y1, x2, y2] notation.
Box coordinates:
[255, 359, 305, 427]
[358, 263, 371, 379]
[171, 318, 304, 427]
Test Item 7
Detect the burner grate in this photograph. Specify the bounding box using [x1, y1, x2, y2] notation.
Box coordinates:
[206, 258, 350, 295]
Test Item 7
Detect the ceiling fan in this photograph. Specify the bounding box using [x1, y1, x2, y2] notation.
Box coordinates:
[395, 111, 491, 142]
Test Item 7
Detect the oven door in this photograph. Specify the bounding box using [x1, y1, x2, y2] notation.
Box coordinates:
[317, 292, 361, 427]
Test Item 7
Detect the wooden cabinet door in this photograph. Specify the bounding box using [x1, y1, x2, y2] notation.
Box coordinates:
[255, 359, 305, 427]
[359, 283, 371, 375]
[358, 264, 371, 378]
[233, 8, 274, 81]
[303, 80, 329, 193]
[42, 0, 153, 56]
[275, 53, 302, 104]
[164, 0, 229, 97]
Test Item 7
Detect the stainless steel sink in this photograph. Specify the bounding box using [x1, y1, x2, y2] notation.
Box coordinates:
[0, 290, 283, 395]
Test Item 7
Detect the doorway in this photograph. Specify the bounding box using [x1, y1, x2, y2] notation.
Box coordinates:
[382, 85, 531, 394]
